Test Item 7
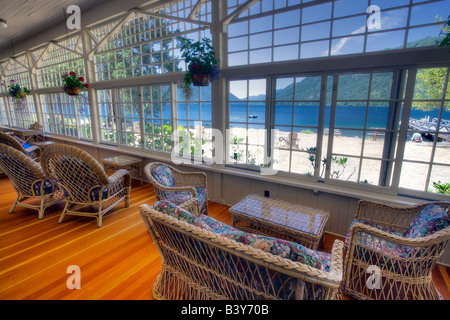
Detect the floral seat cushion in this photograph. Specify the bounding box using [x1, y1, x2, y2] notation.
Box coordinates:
[153, 200, 331, 272]
[152, 165, 176, 187]
[345, 205, 450, 274]
[402, 204, 450, 239]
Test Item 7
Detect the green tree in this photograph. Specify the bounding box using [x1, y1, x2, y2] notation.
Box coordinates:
[413, 67, 448, 111]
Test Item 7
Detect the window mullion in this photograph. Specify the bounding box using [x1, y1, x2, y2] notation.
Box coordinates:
[324, 74, 339, 182]
[391, 68, 417, 194]
[315, 73, 327, 180]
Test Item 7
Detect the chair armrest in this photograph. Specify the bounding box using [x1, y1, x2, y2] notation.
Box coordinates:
[329, 240, 344, 278]
[108, 169, 131, 186]
[179, 198, 200, 216]
[348, 222, 445, 248]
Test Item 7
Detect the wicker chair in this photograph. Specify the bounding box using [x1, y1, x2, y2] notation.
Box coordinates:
[343, 200, 450, 300]
[144, 162, 208, 215]
[40, 144, 131, 227]
[0, 144, 63, 219]
[140, 199, 344, 300]
[0, 131, 41, 161]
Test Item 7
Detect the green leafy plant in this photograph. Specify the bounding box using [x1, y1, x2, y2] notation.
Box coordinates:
[177, 36, 218, 99]
[432, 181, 450, 194]
[62, 72, 89, 96]
[6, 80, 30, 109]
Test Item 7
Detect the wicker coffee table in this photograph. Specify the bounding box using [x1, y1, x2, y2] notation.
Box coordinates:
[229, 194, 330, 249]
[101, 155, 143, 185]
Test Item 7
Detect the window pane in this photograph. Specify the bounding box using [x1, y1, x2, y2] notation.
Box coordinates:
[301, 21, 330, 41]
[366, 30, 405, 52]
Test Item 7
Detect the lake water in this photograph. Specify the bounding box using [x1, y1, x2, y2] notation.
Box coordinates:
[120, 102, 448, 137]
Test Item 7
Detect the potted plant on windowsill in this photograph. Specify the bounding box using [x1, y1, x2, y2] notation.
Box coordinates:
[177, 36, 218, 99]
[62, 72, 89, 96]
[6, 80, 30, 110]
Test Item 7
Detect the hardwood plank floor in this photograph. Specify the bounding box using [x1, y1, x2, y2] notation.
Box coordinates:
[0, 175, 448, 300]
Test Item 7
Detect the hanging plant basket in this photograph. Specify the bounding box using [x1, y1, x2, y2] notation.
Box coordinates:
[191, 73, 211, 86]
[62, 72, 89, 96]
[65, 86, 81, 96]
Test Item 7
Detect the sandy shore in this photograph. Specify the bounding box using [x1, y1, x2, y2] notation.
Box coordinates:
[200, 127, 450, 192]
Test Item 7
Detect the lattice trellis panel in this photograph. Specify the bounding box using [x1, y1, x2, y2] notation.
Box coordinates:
[89, 0, 212, 81]
[33, 35, 85, 89]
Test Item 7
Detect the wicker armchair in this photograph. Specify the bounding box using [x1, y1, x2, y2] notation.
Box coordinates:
[0, 131, 41, 161]
[144, 162, 208, 215]
[0, 144, 63, 219]
[140, 199, 344, 300]
[41, 144, 131, 227]
[343, 200, 450, 300]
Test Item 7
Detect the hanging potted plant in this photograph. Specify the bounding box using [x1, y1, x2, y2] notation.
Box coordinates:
[7, 80, 30, 110]
[62, 72, 89, 96]
[177, 36, 219, 99]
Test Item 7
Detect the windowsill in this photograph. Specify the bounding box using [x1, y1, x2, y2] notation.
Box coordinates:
[47, 135, 433, 207]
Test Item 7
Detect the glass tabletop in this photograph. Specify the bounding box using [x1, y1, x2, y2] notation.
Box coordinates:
[102, 155, 142, 165]
[230, 194, 329, 236]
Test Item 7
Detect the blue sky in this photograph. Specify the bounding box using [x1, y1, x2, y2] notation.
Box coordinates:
[228, 0, 450, 97]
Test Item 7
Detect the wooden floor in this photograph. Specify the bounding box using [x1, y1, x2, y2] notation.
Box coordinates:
[0, 175, 449, 300]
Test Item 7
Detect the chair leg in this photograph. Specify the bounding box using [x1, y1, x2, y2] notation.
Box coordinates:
[58, 201, 69, 224]
[38, 197, 45, 219]
[9, 195, 20, 213]
[97, 205, 103, 228]
[125, 188, 130, 207]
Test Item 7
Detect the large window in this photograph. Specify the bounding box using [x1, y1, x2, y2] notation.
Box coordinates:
[176, 85, 213, 158]
[328, 71, 401, 188]
[227, 66, 450, 197]
[400, 67, 450, 194]
[98, 84, 174, 152]
[228, 79, 267, 166]
[271, 75, 324, 176]
[41, 92, 91, 139]
[143, 84, 173, 153]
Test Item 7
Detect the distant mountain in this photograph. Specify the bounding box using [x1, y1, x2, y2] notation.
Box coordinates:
[188, 37, 442, 103]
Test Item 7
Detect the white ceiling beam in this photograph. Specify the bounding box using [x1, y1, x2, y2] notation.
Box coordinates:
[188, 0, 205, 20]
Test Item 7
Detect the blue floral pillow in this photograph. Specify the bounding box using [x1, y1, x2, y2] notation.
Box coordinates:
[152, 165, 176, 187]
[403, 204, 450, 239]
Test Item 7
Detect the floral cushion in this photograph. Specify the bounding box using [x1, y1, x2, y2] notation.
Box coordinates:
[152, 165, 176, 187]
[153, 200, 331, 272]
[403, 204, 450, 239]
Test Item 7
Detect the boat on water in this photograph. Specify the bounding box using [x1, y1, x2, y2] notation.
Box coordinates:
[248, 114, 258, 118]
